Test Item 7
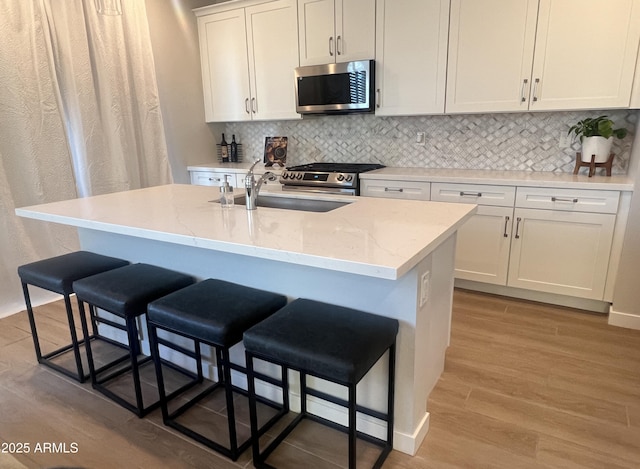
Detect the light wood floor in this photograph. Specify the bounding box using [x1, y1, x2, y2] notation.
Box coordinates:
[1, 289, 639, 468]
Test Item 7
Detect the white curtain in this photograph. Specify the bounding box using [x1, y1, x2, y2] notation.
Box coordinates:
[0, 0, 172, 317]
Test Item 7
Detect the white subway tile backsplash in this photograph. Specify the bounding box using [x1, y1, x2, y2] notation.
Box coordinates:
[226, 110, 636, 174]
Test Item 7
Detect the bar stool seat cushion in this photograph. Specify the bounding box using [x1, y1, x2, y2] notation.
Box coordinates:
[148, 279, 287, 347]
[73, 263, 194, 317]
[18, 251, 129, 295]
[243, 299, 399, 384]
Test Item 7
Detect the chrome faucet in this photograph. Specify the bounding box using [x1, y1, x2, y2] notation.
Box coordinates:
[245, 159, 277, 210]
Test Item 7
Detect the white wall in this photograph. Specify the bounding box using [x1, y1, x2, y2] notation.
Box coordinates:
[611, 111, 640, 328]
[145, 0, 222, 183]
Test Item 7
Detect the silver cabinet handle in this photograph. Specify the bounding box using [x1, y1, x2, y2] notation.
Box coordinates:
[376, 89, 381, 108]
[460, 191, 482, 197]
[514, 217, 522, 239]
[251, 97, 257, 114]
[384, 187, 404, 192]
[336, 35, 342, 55]
[208, 177, 221, 182]
[245, 98, 250, 114]
[532, 78, 540, 102]
[551, 197, 578, 203]
[521, 79, 528, 102]
[503, 216, 510, 238]
[329, 37, 334, 56]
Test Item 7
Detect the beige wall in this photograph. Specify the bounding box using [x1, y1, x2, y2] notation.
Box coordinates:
[612, 111, 640, 324]
[145, 0, 222, 183]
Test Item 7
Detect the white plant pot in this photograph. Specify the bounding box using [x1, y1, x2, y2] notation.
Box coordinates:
[581, 136, 613, 163]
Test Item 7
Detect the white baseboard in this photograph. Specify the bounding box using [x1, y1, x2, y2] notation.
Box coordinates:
[608, 307, 640, 330]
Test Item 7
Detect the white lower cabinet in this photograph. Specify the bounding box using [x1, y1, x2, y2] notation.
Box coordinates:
[431, 183, 515, 285]
[507, 190, 618, 300]
[430, 182, 619, 300]
[190, 170, 239, 187]
[360, 179, 430, 200]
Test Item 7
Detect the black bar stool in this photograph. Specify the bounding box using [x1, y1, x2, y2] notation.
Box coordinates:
[17, 251, 129, 382]
[73, 263, 195, 417]
[146, 279, 288, 461]
[243, 299, 399, 469]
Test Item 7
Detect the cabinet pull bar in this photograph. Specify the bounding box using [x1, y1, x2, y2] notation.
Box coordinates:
[532, 78, 540, 102]
[460, 191, 482, 197]
[376, 89, 381, 108]
[336, 35, 342, 55]
[329, 37, 334, 56]
[514, 217, 522, 239]
[503, 216, 510, 238]
[251, 97, 257, 113]
[208, 177, 221, 182]
[521, 79, 528, 102]
[551, 197, 578, 203]
[384, 187, 404, 192]
[245, 98, 250, 114]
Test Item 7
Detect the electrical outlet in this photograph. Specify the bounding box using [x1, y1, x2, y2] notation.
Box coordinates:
[559, 131, 572, 148]
[420, 271, 431, 307]
[416, 132, 426, 146]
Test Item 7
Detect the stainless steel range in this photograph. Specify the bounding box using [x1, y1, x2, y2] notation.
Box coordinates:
[280, 163, 385, 195]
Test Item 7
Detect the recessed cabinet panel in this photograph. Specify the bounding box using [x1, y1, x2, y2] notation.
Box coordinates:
[531, 0, 640, 110]
[446, 0, 538, 113]
[454, 206, 514, 285]
[360, 179, 430, 200]
[508, 209, 615, 299]
[298, 0, 335, 66]
[247, 1, 300, 120]
[198, 10, 250, 122]
[375, 0, 449, 115]
[298, 0, 375, 66]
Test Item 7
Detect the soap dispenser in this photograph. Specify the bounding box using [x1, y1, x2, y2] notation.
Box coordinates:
[219, 175, 234, 208]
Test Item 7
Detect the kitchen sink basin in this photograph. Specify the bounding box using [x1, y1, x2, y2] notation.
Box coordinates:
[218, 194, 350, 212]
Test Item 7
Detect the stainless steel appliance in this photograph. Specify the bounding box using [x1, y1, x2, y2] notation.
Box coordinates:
[295, 60, 375, 115]
[280, 163, 385, 195]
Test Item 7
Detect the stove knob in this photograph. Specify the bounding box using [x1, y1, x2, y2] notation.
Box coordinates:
[281, 172, 288, 179]
[337, 174, 345, 181]
[346, 175, 354, 182]
[296, 173, 303, 180]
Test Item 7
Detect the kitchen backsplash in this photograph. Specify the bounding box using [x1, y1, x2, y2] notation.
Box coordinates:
[225, 110, 637, 174]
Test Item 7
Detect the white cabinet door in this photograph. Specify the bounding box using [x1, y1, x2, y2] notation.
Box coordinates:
[247, 1, 300, 120]
[630, 44, 640, 108]
[298, 0, 335, 66]
[530, 0, 640, 110]
[454, 206, 514, 285]
[375, 0, 450, 115]
[298, 0, 375, 66]
[446, 0, 538, 113]
[336, 0, 376, 63]
[198, 10, 251, 122]
[446, 0, 640, 113]
[508, 208, 615, 299]
[360, 179, 430, 200]
[190, 171, 239, 187]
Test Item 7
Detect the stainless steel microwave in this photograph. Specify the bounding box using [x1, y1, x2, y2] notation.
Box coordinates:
[295, 60, 375, 115]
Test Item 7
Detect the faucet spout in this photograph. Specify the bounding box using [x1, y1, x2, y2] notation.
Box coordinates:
[245, 159, 278, 210]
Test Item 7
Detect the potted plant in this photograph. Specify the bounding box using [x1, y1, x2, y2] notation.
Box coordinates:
[568, 115, 627, 163]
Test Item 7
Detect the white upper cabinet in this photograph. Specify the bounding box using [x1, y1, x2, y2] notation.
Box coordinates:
[375, 0, 450, 115]
[446, 0, 538, 113]
[632, 45, 640, 108]
[446, 0, 640, 113]
[197, 0, 300, 122]
[297, 0, 375, 66]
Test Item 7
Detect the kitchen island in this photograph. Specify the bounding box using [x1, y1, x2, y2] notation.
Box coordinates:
[16, 184, 476, 455]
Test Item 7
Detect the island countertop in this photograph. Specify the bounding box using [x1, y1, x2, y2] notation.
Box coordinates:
[16, 184, 476, 280]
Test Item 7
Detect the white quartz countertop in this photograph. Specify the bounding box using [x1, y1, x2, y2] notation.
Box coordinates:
[360, 167, 634, 191]
[15, 184, 476, 280]
[188, 162, 284, 174]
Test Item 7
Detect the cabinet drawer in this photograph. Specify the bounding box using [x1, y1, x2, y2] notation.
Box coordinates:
[515, 187, 619, 214]
[190, 171, 238, 187]
[360, 179, 430, 200]
[431, 183, 515, 207]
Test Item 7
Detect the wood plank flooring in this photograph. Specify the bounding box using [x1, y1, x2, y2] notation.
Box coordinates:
[1, 289, 639, 468]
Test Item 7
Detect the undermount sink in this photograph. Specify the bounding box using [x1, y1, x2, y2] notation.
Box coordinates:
[220, 194, 350, 212]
